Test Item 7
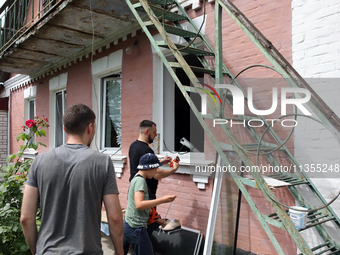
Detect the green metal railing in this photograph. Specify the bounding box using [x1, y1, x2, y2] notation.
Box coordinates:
[0, 0, 58, 55]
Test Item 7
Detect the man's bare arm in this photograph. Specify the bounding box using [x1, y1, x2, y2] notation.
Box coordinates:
[20, 185, 39, 255]
[103, 194, 124, 255]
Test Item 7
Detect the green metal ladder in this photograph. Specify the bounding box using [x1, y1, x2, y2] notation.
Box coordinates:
[124, 0, 340, 254]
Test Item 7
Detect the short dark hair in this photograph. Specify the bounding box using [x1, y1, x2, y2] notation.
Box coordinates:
[63, 103, 96, 135]
[139, 120, 156, 130]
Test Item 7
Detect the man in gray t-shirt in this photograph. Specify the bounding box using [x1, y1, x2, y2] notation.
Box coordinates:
[21, 103, 124, 255]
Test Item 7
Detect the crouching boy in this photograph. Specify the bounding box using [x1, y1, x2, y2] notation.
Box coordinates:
[123, 153, 176, 255]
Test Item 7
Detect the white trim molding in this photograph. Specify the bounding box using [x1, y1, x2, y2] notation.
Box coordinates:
[152, 15, 210, 189]
[110, 155, 127, 178]
[49, 73, 68, 148]
[91, 49, 126, 178]
[3, 74, 32, 96]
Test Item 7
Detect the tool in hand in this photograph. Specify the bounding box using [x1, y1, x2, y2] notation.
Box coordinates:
[168, 156, 180, 167]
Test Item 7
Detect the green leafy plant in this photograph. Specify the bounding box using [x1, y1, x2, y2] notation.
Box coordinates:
[0, 116, 49, 254]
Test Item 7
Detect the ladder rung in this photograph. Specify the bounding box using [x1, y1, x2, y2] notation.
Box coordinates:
[135, 4, 187, 21]
[299, 217, 336, 232]
[262, 213, 284, 229]
[310, 242, 331, 252]
[298, 242, 332, 255]
[145, 23, 198, 38]
[267, 174, 308, 185]
[307, 214, 329, 223]
[183, 85, 232, 98]
[288, 180, 309, 186]
[266, 210, 288, 218]
[241, 143, 281, 152]
[327, 249, 340, 255]
[169, 62, 230, 76]
[146, 0, 176, 6]
[314, 245, 336, 255]
[218, 142, 282, 152]
[267, 173, 296, 181]
[307, 211, 323, 219]
[157, 41, 214, 56]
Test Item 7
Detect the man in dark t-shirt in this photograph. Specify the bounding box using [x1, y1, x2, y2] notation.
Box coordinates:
[128, 120, 179, 200]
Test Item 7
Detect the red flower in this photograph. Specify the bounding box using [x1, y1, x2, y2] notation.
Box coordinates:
[25, 119, 37, 128]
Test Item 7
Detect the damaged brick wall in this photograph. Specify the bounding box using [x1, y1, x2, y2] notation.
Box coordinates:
[0, 110, 8, 165]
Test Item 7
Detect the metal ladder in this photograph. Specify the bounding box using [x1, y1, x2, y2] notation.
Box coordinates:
[124, 0, 340, 254]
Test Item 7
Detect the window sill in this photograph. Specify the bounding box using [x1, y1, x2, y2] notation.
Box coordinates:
[110, 155, 127, 161]
[157, 154, 214, 190]
[109, 155, 127, 178]
[22, 148, 38, 159]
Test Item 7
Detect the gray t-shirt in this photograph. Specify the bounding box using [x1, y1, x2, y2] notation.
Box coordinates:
[26, 144, 119, 255]
[124, 174, 150, 228]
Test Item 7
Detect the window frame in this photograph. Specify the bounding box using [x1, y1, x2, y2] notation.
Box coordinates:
[24, 86, 37, 146]
[28, 98, 36, 144]
[157, 56, 205, 160]
[28, 98, 36, 120]
[100, 76, 122, 154]
[54, 89, 66, 148]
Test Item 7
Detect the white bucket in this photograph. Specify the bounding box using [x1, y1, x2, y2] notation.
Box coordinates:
[289, 206, 308, 229]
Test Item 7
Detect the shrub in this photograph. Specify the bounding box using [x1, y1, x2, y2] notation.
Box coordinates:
[0, 116, 49, 254]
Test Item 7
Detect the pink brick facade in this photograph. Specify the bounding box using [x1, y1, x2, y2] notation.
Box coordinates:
[5, 1, 297, 254]
[0, 110, 8, 166]
[10, 89, 25, 155]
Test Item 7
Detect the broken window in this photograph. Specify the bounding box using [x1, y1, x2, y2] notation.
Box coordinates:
[55, 89, 66, 147]
[163, 54, 204, 154]
[101, 77, 121, 150]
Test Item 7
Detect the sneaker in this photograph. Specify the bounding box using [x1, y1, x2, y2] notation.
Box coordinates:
[160, 219, 181, 231]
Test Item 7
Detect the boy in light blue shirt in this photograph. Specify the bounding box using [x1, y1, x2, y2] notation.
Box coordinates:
[124, 153, 176, 255]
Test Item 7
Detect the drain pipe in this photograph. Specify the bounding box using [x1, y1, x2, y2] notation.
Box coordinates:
[233, 162, 244, 255]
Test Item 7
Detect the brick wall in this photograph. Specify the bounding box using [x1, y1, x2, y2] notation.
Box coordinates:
[6, 30, 214, 236]
[0, 110, 8, 165]
[10, 89, 25, 154]
[4, 1, 311, 253]
[292, 0, 340, 249]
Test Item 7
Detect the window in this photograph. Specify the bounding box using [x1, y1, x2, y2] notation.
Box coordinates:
[49, 73, 68, 148]
[101, 77, 121, 150]
[55, 89, 66, 147]
[24, 86, 37, 145]
[28, 98, 36, 144]
[163, 54, 204, 154]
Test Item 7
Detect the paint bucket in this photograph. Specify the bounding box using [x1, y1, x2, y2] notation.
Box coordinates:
[289, 206, 308, 229]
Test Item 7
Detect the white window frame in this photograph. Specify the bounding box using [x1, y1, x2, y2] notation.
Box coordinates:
[151, 16, 214, 189]
[24, 86, 37, 120]
[152, 33, 206, 161]
[91, 49, 123, 156]
[54, 89, 66, 147]
[28, 98, 36, 120]
[24, 86, 37, 146]
[100, 76, 122, 153]
[49, 73, 68, 149]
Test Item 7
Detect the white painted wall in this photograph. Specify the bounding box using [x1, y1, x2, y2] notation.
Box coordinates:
[292, 0, 340, 249]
